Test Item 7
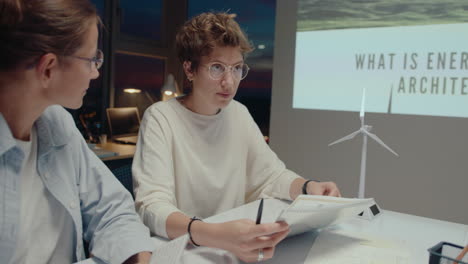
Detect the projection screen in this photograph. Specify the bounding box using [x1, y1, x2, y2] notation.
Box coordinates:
[270, 0, 468, 224]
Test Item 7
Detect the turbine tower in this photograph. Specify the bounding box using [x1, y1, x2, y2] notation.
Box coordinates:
[329, 88, 399, 199]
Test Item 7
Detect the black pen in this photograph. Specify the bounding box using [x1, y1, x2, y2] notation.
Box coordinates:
[256, 198, 264, 224]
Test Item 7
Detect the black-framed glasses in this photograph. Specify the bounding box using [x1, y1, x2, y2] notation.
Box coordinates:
[69, 49, 104, 71]
[204, 62, 249, 81]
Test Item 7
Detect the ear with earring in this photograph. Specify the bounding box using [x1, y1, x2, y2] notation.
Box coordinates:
[183, 61, 194, 82]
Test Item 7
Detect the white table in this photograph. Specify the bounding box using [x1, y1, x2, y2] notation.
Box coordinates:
[153, 199, 468, 264]
[205, 199, 468, 264]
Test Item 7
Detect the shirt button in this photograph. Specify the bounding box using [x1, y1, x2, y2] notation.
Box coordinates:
[69, 202, 77, 209]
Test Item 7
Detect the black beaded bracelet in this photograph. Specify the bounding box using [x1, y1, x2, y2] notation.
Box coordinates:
[302, 179, 316, 195]
[188, 216, 203, 247]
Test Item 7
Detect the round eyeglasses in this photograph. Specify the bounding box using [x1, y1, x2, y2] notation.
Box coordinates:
[69, 49, 104, 71]
[204, 62, 249, 81]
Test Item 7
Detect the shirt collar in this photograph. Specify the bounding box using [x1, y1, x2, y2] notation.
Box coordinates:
[35, 106, 70, 153]
[0, 113, 16, 157]
[0, 106, 70, 157]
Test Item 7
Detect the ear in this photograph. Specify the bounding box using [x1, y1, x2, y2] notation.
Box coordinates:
[35, 53, 59, 88]
[182, 61, 195, 81]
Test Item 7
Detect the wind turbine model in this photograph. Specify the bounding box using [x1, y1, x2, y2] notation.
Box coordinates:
[329, 89, 399, 219]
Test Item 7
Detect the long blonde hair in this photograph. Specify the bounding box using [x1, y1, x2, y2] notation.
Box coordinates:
[0, 0, 99, 71]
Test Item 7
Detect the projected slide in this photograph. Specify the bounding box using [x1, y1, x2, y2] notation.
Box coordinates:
[293, 0, 468, 118]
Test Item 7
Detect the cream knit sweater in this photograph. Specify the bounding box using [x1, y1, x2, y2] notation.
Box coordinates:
[132, 98, 301, 238]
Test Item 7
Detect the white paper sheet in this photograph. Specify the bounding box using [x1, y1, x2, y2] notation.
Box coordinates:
[277, 195, 374, 236]
[205, 198, 288, 224]
[305, 229, 411, 264]
[150, 236, 239, 264]
[180, 248, 239, 264]
[150, 234, 189, 264]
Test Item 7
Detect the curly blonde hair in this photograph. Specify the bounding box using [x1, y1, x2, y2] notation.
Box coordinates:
[175, 12, 254, 73]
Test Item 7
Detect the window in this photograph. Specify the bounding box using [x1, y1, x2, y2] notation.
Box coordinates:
[114, 52, 166, 116]
[75, 0, 186, 141]
[69, 0, 106, 141]
[119, 0, 163, 41]
[111, 0, 186, 114]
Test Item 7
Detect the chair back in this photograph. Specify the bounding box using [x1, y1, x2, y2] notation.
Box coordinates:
[111, 164, 134, 198]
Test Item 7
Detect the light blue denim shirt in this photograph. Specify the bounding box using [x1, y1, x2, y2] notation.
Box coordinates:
[0, 105, 155, 264]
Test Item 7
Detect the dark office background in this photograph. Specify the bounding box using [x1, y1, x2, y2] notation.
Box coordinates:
[74, 0, 276, 140]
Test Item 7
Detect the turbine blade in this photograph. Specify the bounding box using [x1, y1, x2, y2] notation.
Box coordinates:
[363, 130, 399, 156]
[328, 130, 361, 146]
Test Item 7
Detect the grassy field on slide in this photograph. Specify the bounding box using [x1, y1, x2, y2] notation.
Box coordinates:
[297, 0, 468, 31]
